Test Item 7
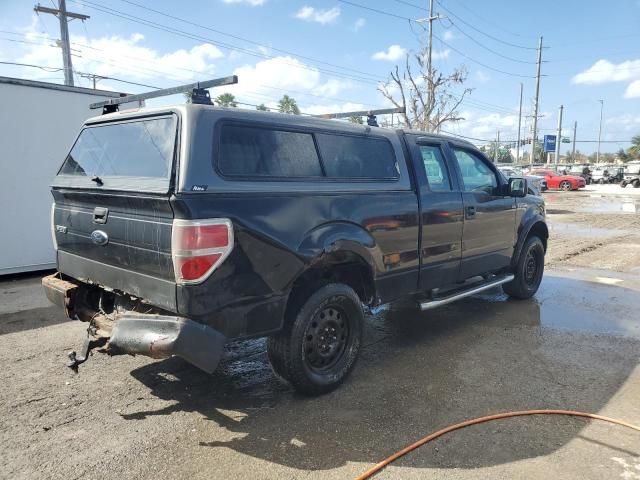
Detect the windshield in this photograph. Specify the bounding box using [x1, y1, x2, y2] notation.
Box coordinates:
[58, 116, 177, 181]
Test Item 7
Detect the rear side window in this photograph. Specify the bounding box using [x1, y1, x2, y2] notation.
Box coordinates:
[59, 116, 176, 179]
[218, 125, 323, 177]
[417, 145, 452, 191]
[316, 133, 398, 179]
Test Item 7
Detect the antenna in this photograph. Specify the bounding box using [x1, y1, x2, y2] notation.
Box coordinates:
[89, 76, 239, 114]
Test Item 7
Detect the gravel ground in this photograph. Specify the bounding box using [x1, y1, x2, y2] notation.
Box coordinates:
[1, 189, 639, 480]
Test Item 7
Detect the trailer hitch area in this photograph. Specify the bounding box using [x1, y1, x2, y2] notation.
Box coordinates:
[67, 325, 108, 372]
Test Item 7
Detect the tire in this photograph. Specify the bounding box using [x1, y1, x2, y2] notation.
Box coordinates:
[633, 180, 640, 188]
[267, 283, 363, 396]
[598, 178, 605, 184]
[560, 180, 572, 191]
[503, 235, 545, 300]
[620, 181, 627, 188]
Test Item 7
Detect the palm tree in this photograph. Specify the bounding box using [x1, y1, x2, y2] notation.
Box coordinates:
[215, 93, 237, 108]
[628, 134, 640, 159]
[277, 95, 300, 115]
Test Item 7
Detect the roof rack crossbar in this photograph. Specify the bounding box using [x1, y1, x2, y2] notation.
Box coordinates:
[314, 107, 405, 127]
[313, 107, 405, 120]
[89, 75, 239, 110]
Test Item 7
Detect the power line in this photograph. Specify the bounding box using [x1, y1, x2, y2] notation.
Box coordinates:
[68, 0, 382, 86]
[444, 20, 537, 64]
[447, 0, 534, 40]
[337, 0, 536, 78]
[0, 30, 385, 108]
[435, 1, 538, 50]
[391, 0, 536, 63]
[117, 0, 387, 82]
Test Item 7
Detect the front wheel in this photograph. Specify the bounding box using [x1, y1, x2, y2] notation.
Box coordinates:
[620, 181, 627, 188]
[503, 235, 545, 300]
[560, 180, 572, 191]
[633, 179, 640, 188]
[267, 283, 363, 396]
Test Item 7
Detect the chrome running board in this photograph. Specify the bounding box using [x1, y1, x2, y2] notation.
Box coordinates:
[419, 274, 514, 311]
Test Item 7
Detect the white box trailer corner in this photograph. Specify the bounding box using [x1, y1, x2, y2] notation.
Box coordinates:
[0, 76, 139, 275]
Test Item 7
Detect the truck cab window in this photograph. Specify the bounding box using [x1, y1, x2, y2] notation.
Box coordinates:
[451, 148, 498, 195]
[418, 145, 452, 192]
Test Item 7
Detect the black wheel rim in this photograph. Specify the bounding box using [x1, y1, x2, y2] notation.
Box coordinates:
[303, 306, 349, 373]
[524, 249, 539, 287]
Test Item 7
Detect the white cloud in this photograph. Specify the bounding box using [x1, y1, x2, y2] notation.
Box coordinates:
[228, 55, 352, 108]
[16, 29, 223, 88]
[353, 18, 366, 32]
[432, 49, 450, 61]
[372, 45, 406, 62]
[295, 6, 341, 25]
[606, 113, 640, 132]
[443, 30, 454, 41]
[572, 59, 640, 85]
[474, 70, 490, 83]
[303, 102, 365, 116]
[625, 80, 640, 98]
[222, 0, 266, 5]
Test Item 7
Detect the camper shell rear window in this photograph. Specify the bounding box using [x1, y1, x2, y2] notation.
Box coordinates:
[55, 114, 178, 193]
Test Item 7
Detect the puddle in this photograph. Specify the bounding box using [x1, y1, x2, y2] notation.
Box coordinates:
[574, 196, 640, 214]
[374, 270, 640, 342]
[548, 222, 635, 238]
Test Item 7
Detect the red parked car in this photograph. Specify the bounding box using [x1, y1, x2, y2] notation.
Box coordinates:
[530, 169, 586, 191]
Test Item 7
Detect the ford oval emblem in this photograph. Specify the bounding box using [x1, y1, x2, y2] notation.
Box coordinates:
[90, 230, 109, 246]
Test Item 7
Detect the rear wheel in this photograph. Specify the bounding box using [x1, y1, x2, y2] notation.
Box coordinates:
[633, 179, 640, 188]
[267, 283, 363, 396]
[503, 235, 545, 300]
[560, 180, 572, 191]
[621, 181, 628, 188]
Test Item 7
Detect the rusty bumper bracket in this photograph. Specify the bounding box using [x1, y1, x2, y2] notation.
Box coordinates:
[107, 314, 226, 374]
[67, 326, 107, 371]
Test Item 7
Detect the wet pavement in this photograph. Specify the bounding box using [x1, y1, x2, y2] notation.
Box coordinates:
[1, 265, 639, 479]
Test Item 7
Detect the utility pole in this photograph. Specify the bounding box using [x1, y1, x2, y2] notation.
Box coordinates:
[596, 99, 604, 163]
[516, 83, 523, 164]
[530, 36, 543, 166]
[494, 130, 500, 162]
[571, 121, 577, 162]
[555, 105, 563, 166]
[426, 0, 435, 88]
[34, 1, 89, 86]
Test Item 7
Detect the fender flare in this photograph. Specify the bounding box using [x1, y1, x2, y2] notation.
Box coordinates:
[296, 221, 382, 277]
[511, 215, 548, 268]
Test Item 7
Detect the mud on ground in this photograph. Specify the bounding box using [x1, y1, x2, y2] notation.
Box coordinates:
[1, 189, 639, 480]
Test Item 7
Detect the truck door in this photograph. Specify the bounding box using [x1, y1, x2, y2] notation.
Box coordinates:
[447, 144, 516, 280]
[407, 135, 464, 291]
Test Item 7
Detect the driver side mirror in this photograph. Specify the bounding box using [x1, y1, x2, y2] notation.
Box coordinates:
[509, 177, 527, 197]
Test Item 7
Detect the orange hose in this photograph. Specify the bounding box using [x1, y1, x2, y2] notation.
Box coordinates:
[355, 409, 640, 480]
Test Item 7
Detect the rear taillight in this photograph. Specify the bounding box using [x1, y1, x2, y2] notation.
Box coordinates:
[171, 219, 234, 284]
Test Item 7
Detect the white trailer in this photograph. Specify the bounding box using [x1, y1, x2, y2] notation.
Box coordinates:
[0, 76, 139, 275]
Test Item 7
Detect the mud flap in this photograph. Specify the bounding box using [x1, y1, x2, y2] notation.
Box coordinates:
[108, 314, 226, 374]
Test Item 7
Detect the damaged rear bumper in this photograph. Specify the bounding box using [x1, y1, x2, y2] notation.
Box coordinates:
[108, 314, 225, 373]
[42, 274, 226, 373]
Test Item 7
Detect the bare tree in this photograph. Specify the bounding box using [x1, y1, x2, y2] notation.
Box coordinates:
[379, 49, 472, 132]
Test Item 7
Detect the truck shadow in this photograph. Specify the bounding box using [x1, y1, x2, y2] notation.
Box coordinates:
[126, 275, 640, 471]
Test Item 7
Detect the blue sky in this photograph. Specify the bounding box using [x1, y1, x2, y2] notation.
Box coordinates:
[1, 0, 639, 154]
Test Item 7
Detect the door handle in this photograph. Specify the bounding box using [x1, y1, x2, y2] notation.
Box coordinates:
[466, 206, 476, 218]
[93, 207, 109, 224]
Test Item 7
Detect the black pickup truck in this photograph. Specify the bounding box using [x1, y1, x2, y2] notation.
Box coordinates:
[43, 104, 548, 395]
